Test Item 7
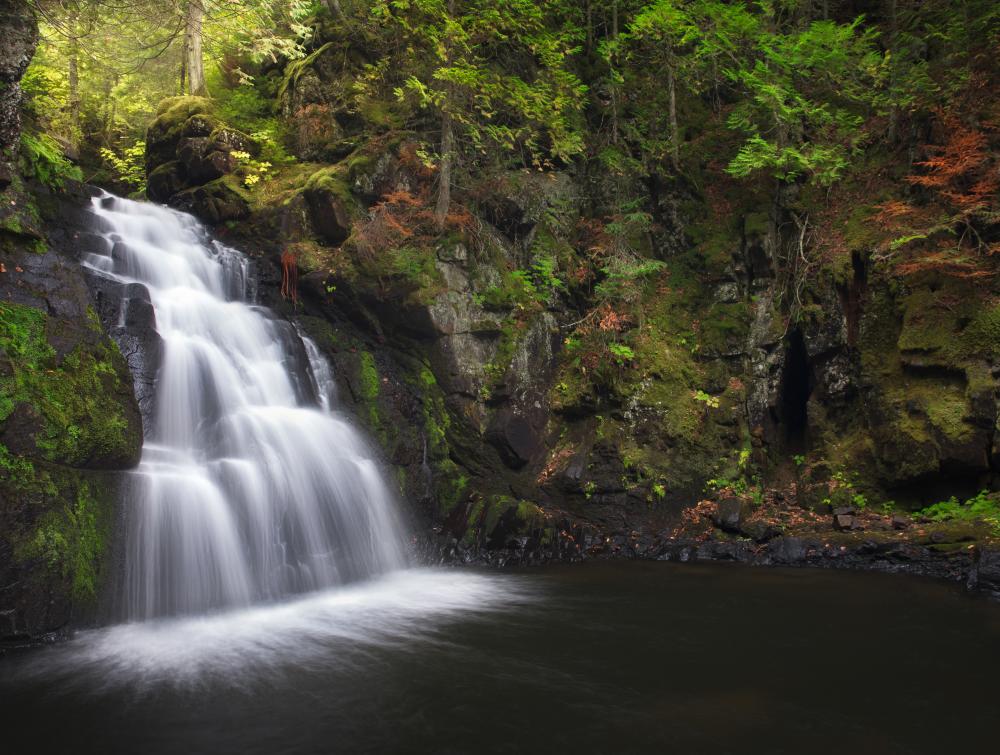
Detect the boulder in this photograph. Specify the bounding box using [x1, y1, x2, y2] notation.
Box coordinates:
[146, 161, 186, 203]
[304, 188, 353, 245]
[833, 513, 857, 531]
[712, 497, 751, 533]
[741, 520, 782, 543]
[143, 96, 257, 223]
[0, 0, 38, 154]
[891, 514, 911, 530]
[486, 409, 540, 470]
[170, 178, 250, 226]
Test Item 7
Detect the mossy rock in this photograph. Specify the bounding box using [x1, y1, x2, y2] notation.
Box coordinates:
[170, 175, 250, 225]
[146, 161, 187, 203]
[897, 282, 1000, 366]
[0, 302, 142, 469]
[458, 495, 551, 550]
[146, 96, 219, 170]
[0, 450, 121, 639]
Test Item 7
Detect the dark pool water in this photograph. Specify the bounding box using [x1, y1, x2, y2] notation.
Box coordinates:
[1, 562, 997, 754]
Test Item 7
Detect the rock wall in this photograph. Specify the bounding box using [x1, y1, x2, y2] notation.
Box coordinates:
[135, 34, 1000, 584]
[0, 0, 37, 189]
[1, 181, 143, 644]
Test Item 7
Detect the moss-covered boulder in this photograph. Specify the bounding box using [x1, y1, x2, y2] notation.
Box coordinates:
[144, 96, 257, 223]
[171, 175, 250, 225]
[145, 96, 218, 171]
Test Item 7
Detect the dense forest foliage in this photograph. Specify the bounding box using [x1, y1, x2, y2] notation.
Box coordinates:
[20, 0, 998, 277]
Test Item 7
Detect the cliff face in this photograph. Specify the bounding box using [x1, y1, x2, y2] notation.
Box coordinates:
[137, 29, 999, 584]
[0, 180, 144, 643]
[0, 0, 38, 189]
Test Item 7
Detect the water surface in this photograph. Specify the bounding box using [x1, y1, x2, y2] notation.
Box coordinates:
[2, 561, 997, 754]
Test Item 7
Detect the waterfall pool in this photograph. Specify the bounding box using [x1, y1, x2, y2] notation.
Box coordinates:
[2, 560, 997, 754]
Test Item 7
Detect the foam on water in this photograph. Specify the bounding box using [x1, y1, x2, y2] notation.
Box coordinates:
[11, 569, 535, 690]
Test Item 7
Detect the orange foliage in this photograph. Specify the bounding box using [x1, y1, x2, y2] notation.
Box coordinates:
[351, 185, 480, 262]
[905, 114, 998, 214]
[280, 250, 299, 304]
[871, 109, 999, 279]
[597, 305, 629, 333]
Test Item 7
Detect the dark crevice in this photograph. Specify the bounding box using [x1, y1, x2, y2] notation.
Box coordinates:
[779, 329, 812, 447]
[841, 251, 868, 346]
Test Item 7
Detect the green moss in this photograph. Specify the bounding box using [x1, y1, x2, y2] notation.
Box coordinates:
[515, 500, 546, 529]
[24, 481, 108, 600]
[417, 366, 448, 453]
[840, 203, 882, 252]
[153, 95, 214, 121]
[344, 150, 376, 182]
[356, 98, 406, 130]
[460, 496, 548, 548]
[277, 42, 335, 104]
[412, 364, 468, 515]
[897, 284, 1000, 364]
[1, 448, 114, 603]
[462, 499, 486, 546]
[922, 386, 972, 442]
[961, 303, 1000, 360]
[0, 444, 56, 497]
[358, 350, 380, 428]
[1, 214, 22, 234]
[897, 287, 962, 356]
[147, 96, 217, 148]
[698, 301, 751, 356]
[484, 320, 523, 388]
[0, 302, 137, 466]
[435, 459, 468, 515]
[304, 165, 353, 201]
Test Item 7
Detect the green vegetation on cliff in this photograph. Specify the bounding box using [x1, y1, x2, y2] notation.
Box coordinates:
[0, 302, 139, 467]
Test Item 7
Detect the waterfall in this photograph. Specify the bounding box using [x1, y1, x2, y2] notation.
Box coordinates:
[84, 193, 407, 621]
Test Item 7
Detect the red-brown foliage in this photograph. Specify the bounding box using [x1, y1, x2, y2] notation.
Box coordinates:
[871, 108, 999, 278]
[280, 250, 299, 304]
[350, 185, 480, 262]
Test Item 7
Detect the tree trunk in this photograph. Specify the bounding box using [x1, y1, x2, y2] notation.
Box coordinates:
[586, 1, 593, 54]
[611, 0, 618, 38]
[435, 111, 453, 229]
[324, 0, 346, 21]
[67, 33, 80, 140]
[179, 45, 187, 95]
[887, 0, 899, 142]
[434, 0, 456, 228]
[185, 0, 206, 97]
[667, 59, 678, 170]
[100, 75, 114, 142]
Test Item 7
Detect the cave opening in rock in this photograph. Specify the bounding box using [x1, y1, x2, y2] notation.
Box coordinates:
[780, 329, 812, 445]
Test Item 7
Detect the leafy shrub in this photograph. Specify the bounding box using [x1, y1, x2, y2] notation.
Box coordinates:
[100, 141, 146, 192]
[20, 132, 82, 190]
[917, 490, 1000, 534]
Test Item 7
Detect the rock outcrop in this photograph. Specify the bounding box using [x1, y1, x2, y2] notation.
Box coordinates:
[144, 97, 256, 225]
[1, 181, 143, 644]
[0, 0, 37, 189]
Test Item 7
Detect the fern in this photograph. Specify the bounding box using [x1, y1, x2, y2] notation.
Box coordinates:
[20, 132, 82, 190]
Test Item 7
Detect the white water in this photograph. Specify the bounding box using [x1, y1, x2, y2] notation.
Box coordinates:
[85, 194, 409, 621]
[11, 568, 535, 689]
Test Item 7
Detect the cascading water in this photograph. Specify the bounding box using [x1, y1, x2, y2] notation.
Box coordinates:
[83, 193, 407, 621]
